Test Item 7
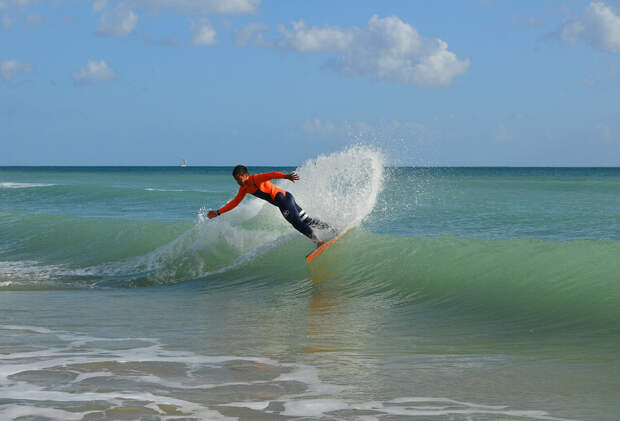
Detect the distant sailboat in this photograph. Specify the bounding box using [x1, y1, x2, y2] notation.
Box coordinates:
[180, 158, 187, 167]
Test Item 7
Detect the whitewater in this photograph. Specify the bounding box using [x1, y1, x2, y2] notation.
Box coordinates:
[1, 146, 620, 420]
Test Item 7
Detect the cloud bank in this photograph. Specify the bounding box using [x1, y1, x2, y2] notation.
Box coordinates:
[249, 15, 470, 87]
[560, 1, 620, 54]
[92, 0, 261, 41]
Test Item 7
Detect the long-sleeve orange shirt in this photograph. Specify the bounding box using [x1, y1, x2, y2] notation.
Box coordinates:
[218, 172, 288, 214]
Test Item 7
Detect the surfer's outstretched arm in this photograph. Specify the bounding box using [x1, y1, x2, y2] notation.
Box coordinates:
[253, 172, 299, 184]
[207, 188, 246, 219]
[206, 170, 298, 219]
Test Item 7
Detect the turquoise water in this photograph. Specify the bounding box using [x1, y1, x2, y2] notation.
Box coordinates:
[1, 147, 619, 420]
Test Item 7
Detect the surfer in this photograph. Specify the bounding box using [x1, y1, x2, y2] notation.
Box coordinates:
[207, 165, 332, 246]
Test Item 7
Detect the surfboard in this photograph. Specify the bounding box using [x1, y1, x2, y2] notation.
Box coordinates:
[305, 229, 351, 264]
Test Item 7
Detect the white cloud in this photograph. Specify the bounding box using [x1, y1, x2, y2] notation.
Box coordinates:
[97, 7, 137, 38]
[192, 18, 216, 45]
[72, 60, 115, 85]
[560, 1, 620, 54]
[235, 22, 269, 47]
[274, 15, 470, 87]
[122, 0, 260, 15]
[340, 15, 470, 87]
[1, 59, 33, 80]
[2, 0, 259, 43]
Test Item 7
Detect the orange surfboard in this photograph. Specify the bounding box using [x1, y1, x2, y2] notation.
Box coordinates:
[305, 229, 351, 264]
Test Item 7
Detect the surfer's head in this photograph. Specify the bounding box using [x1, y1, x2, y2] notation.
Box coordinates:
[233, 165, 249, 186]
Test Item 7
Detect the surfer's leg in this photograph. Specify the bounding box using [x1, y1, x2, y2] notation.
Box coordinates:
[293, 202, 335, 232]
[277, 193, 320, 243]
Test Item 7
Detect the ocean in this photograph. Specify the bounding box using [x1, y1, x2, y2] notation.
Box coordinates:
[1, 146, 619, 420]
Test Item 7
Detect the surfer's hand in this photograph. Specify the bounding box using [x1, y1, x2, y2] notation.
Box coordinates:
[286, 172, 299, 183]
[207, 210, 218, 219]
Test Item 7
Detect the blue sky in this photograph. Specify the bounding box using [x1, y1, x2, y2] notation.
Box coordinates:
[1, 0, 620, 166]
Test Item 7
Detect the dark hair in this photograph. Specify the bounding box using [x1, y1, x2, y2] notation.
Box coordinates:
[232, 165, 248, 178]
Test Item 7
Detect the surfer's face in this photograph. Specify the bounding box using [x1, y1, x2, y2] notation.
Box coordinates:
[234, 174, 249, 186]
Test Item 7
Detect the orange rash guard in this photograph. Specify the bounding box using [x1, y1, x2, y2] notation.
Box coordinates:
[218, 172, 288, 215]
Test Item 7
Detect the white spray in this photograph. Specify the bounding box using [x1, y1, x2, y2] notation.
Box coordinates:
[287, 145, 385, 232]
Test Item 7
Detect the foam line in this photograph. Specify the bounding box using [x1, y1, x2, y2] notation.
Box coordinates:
[0, 182, 55, 189]
[0, 324, 576, 421]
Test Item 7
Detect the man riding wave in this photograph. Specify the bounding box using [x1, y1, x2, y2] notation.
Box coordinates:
[207, 165, 332, 246]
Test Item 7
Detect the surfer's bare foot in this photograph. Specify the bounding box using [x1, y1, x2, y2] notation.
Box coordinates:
[316, 240, 325, 248]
